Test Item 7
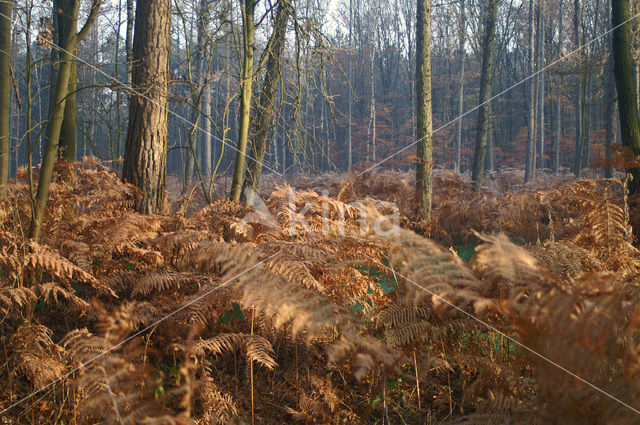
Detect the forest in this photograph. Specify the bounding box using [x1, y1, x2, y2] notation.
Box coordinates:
[1, 0, 640, 423]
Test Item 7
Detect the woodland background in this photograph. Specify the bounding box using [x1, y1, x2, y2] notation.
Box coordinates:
[1, 0, 635, 179]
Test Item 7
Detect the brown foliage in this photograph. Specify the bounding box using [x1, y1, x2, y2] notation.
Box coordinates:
[1, 161, 639, 424]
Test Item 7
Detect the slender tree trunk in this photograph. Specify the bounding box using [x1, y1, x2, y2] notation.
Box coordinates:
[30, 0, 101, 240]
[612, 0, 640, 193]
[416, 0, 433, 219]
[605, 54, 618, 179]
[203, 84, 211, 178]
[455, 0, 465, 173]
[122, 0, 171, 214]
[55, 0, 79, 162]
[471, 0, 499, 190]
[524, 0, 537, 183]
[241, 1, 289, 205]
[0, 0, 11, 199]
[229, 0, 256, 201]
[554, 91, 562, 172]
[572, 0, 583, 176]
[553, 0, 564, 173]
[536, 2, 545, 170]
[115, 0, 123, 159]
[126, 0, 134, 86]
[59, 62, 77, 160]
[347, 0, 353, 171]
[486, 108, 494, 172]
[369, 40, 376, 163]
[583, 72, 593, 166]
[184, 0, 211, 197]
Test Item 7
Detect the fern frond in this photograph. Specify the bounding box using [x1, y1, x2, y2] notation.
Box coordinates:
[10, 324, 66, 387]
[33, 281, 90, 312]
[266, 257, 326, 294]
[384, 320, 431, 347]
[377, 303, 431, 328]
[197, 374, 238, 425]
[24, 242, 115, 296]
[245, 334, 278, 369]
[0, 285, 37, 315]
[132, 271, 203, 297]
[472, 233, 550, 301]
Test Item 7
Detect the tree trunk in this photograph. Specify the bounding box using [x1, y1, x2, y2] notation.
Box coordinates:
[572, 0, 583, 176]
[612, 0, 640, 194]
[203, 84, 212, 179]
[455, 0, 465, 174]
[59, 61, 77, 160]
[553, 0, 564, 173]
[582, 72, 593, 166]
[485, 108, 494, 172]
[30, 0, 101, 240]
[0, 0, 11, 199]
[229, 0, 256, 201]
[184, 0, 211, 198]
[347, 0, 354, 171]
[126, 0, 134, 86]
[369, 38, 376, 163]
[241, 1, 289, 205]
[536, 2, 545, 170]
[416, 0, 433, 219]
[471, 0, 499, 190]
[56, 0, 78, 161]
[605, 54, 618, 179]
[524, 0, 537, 183]
[122, 0, 171, 214]
[554, 92, 562, 172]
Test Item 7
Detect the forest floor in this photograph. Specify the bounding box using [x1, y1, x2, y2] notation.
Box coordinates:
[1, 159, 639, 424]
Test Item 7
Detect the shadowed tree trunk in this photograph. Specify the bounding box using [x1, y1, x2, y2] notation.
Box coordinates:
[30, 0, 101, 240]
[572, 0, 584, 176]
[455, 0, 465, 174]
[229, 0, 257, 201]
[0, 0, 11, 199]
[524, 0, 537, 183]
[416, 0, 433, 219]
[471, 0, 499, 190]
[122, 0, 171, 214]
[612, 0, 640, 194]
[536, 1, 545, 170]
[241, 1, 290, 205]
[485, 109, 494, 172]
[184, 0, 212, 199]
[126, 0, 134, 85]
[347, 0, 353, 171]
[605, 53, 618, 179]
[553, 0, 564, 173]
[55, 0, 78, 161]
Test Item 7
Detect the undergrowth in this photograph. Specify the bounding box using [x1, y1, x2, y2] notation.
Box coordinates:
[0, 158, 639, 424]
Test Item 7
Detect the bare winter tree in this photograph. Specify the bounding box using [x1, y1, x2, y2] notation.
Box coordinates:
[229, 0, 258, 201]
[241, 0, 291, 205]
[30, 0, 102, 240]
[0, 0, 11, 199]
[471, 0, 499, 190]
